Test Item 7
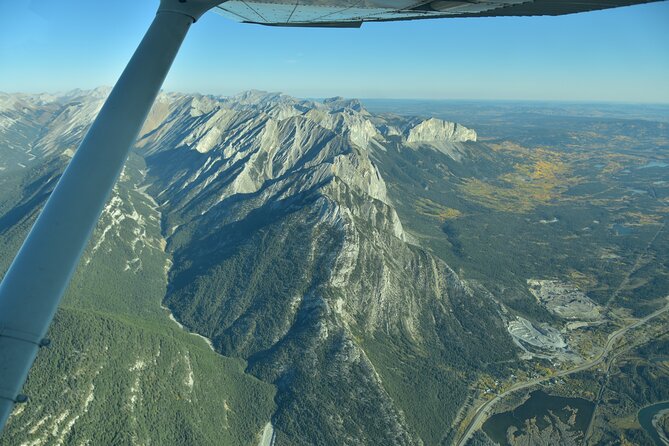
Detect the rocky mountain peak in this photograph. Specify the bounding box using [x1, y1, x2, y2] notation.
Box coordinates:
[405, 117, 477, 143]
[136, 92, 402, 240]
[321, 96, 365, 113]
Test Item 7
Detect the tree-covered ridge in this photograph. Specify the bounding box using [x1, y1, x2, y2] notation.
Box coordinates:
[0, 145, 275, 445]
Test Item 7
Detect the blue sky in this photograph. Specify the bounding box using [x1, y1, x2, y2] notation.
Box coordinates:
[1, 0, 668, 102]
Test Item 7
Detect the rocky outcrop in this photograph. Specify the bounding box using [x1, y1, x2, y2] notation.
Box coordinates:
[405, 117, 477, 143]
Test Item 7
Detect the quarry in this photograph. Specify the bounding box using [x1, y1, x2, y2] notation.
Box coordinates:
[528, 279, 602, 320]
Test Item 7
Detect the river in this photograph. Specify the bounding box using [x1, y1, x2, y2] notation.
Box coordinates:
[639, 401, 669, 446]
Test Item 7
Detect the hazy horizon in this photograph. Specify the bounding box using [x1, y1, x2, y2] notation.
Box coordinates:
[4, 86, 669, 107]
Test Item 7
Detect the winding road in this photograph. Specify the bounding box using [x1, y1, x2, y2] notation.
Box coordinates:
[455, 296, 669, 446]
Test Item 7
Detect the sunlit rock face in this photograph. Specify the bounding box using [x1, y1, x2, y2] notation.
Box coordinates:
[405, 117, 477, 143]
[397, 117, 479, 161]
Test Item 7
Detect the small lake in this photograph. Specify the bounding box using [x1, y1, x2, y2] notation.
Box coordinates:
[482, 390, 595, 446]
[638, 401, 669, 446]
[613, 223, 633, 236]
[638, 161, 669, 169]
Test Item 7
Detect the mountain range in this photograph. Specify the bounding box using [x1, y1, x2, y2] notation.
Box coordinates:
[0, 89, 517, 445]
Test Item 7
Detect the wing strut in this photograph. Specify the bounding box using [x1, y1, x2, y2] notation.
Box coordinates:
[0, 0, 221, 431]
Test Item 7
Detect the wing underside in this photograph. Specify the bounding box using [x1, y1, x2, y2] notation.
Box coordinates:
[214, 0, 661, 27]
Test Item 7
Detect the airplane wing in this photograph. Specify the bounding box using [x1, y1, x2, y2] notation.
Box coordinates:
[214, 0, 661, 27]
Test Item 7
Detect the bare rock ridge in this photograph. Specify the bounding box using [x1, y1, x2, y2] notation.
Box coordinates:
[405, 117, 477, 143]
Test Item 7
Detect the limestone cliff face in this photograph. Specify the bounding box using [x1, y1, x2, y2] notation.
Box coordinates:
[399, 117, 478, 161]
[405, 117, 477, 144]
